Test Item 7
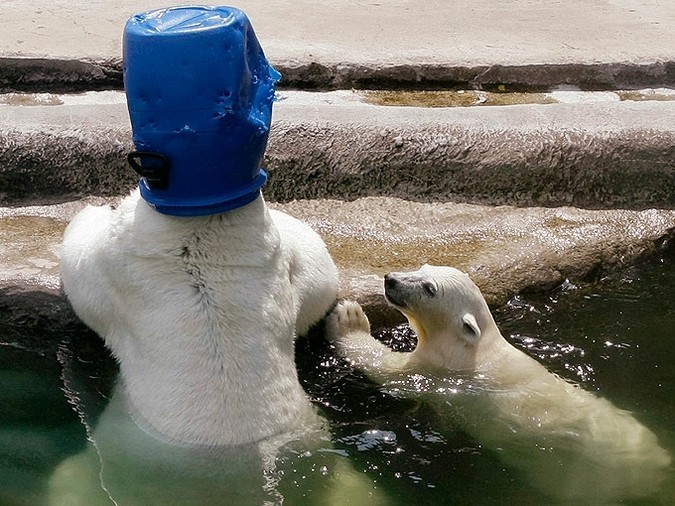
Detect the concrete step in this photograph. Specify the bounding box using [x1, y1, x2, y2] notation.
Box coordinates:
[2, 1, 675, 92]
[2, 90, 675, 209]
[2, 89, 675, 332]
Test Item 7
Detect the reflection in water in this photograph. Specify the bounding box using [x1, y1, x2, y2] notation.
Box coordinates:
[1, 259, 674, 504]
[49, 382, 293, 505]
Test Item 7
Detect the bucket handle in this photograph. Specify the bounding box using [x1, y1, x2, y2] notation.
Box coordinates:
[127, 151, 170, 190]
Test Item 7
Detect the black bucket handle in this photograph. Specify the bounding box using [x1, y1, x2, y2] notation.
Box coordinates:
[127, 151, 170, 190]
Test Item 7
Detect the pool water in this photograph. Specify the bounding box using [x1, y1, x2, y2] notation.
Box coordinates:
[1, 259, 674, 505]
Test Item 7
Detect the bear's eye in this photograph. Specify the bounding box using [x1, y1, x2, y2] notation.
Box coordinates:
[422, 280, 437, 297]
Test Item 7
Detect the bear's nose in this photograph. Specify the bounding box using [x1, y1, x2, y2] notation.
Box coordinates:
[384, 273, 399, 290]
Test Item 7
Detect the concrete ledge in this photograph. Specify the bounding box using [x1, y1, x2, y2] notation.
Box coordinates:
[2, 197, 674, 332]
[2, 0, 674, 427]
[267, 95, 675, 209]
[2, 94, 675, 208]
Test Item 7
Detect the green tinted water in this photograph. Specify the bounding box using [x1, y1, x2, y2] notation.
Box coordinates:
[1, 259, 674, 505]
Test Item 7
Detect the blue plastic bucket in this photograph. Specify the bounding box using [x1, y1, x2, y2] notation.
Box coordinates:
[123, 6, 280, 216]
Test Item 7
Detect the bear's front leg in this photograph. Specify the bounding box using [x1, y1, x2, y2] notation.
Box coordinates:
[60, 203, 117, 339]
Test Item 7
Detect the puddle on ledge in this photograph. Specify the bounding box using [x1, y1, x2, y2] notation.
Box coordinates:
[0, 215, 64, 280]
[362, 87, 675, 108]
[3, 87, 675, 110]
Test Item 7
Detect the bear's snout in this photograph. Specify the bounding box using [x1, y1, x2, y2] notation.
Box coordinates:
[384, 273, 407, 307]
[384, 273, 399, 290]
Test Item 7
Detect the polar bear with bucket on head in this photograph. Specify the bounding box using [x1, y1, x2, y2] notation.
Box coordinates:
[52, 6, 388, 505]
[328, 264, 672, 503]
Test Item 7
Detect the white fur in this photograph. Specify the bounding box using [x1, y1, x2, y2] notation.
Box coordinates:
[327, 265, 672, 502]
[60, 189, 338, 447]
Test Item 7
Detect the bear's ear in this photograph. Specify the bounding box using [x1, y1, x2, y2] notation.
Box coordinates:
[460, 313, 482, 344]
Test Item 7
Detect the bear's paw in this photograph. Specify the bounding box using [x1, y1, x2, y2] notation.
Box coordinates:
[327, 300, 371, 340]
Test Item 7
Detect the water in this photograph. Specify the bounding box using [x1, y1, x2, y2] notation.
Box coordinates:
[1, 259, 674, 505]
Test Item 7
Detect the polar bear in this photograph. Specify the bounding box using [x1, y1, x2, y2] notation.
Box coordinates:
[327, 265, 672, 503]
[60, 189, 338, 448]
[53, 190, 391, 504]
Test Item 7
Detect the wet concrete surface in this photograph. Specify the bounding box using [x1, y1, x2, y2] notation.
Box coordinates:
[0, 198, 108, 290]
[363, 88, 675, 108]
[2, 197, 674, 331]
[0, 215, 60, 282]
[282, 198, 675, 326]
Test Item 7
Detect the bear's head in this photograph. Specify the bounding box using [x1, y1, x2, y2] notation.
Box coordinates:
[384, 265, 504, 371]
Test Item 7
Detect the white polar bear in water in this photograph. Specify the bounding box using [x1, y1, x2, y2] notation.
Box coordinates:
[53, 190, 395, 504]
[60, 189, 338, 447]
[327, 265, 672, 503]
